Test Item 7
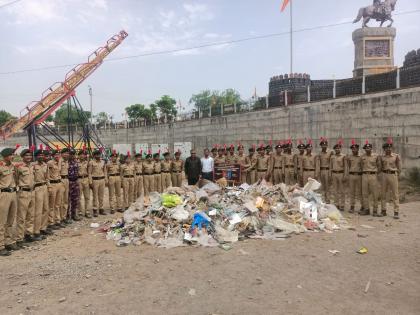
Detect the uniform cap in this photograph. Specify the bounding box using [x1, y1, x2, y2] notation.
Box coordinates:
[93, 149, 101, 156]
[61, 147, 70, 154]
[153, 153, 160, 158]
[20, 149, 32, 157]
[1, 148, 15, 157]
[163, 152, 170, 157]
[320, 137, 328, 146]
[34, 149, 44, 157]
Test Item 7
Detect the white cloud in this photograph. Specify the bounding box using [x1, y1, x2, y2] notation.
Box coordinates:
[88, 0, 108, 10]
[183, 3, 214, 21]
[6, 0, 65, 24]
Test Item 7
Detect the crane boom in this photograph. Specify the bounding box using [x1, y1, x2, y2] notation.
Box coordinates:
[0, 30, 128, 140]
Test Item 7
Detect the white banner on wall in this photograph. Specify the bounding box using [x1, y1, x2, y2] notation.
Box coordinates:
[151, 143, 169, 155]
[174, 142, 192, 159]
[134, 143, 149, 155]
[112, 144, 132, 155]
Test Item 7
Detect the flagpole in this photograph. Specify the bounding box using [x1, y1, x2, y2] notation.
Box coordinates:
[290, 0, 293, 74]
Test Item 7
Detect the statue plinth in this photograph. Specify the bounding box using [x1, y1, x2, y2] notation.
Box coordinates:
[353, 27, 396, 78]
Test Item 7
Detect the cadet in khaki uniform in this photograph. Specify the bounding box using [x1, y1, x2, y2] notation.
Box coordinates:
[77, 150, 91, 218]
[347, 140, 362, 213]
[226, 145, 237, 164]
[153, 153, 162, 193]
[59, 148, 70, 223]
[283, 142, 295, 185]
[294, 142, 306, 187]
[161, 152, 172, 190]
[16, 149, 39, 244]
[244, 147, 257, 184]
[33, 150, 52, 238]
[134, 152, 144, 198]
[120, 153, 135, 210]
[317, 138, 331, 203]
[300, 142, 317, 185]
[360, 141, 381, 216]
[171, 151, 183, 187]
[143, 153, 155, 196]
[214, 148, 226, 166]
[107, 151, 122, 214]
[380, 140, 401, 219]
[270, 144, 284, 185]
[256, 146, 271, 181]
[236, 145, 247, 184]
[0, 148, 18, 256]
[47, 150, 63, 229]
[88, 149, 107, 217]
[330, 142, 347, 211]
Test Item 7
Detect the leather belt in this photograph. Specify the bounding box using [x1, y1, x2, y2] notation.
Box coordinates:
[124, 175, 134, 178]
[136, 173, 143, 176]
[274, 167, 282, 169]
[349, 172, 362, 175]
[304, 168, 315, 171]
[383, 170, 397, 174]
[257, 169, 268, 172]
[61, 175, 68, 179]
[78, 175, 88, 179]
[109, 174, 120, 177]
[172, 171, 182, 173]
[154, 172, 161, 175]
[363, 172, 377, 175]
[320, 167, 329, 171]
[34, 182, 46, 188]
[50, 179, 61, 184]
[285, 165, 294, 168]
[144, 173, 154, 175]
[332, 171, 344, 174]
[162, 171, 170, 173]
[92, 176, 105, 180]
[19, 187, 33, 192]
[1, 187, 16, 193]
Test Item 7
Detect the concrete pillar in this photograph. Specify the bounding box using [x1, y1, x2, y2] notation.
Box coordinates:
[234, 102, 237, 113]
[221, 104, 224, 116]
[396, 68, 400, 89]
[209, 104, 212, 117]
[285, 90, 288, 106]
[362, 75, 366, 94]
[333, 79, 337, 99]
[266, 95, 269, 109]
[307, 85, 311, 103]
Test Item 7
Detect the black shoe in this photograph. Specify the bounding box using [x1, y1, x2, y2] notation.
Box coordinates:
[99, 209, 106, 215]
[93, 210, 98, 217]
[110, 209, 116, 214]
[33, 234, 44, 241]
[117, 209, 124, 213]
[394, 212, 399, 219]
[64, 219, 73, 224]
[0, 249, 11, 256]
[381, 211, 387, 217]
[5, 243, 20, 251]
[24, 235, 36, 243]
[49, 224, 59, 230]
[58, 223, 66, 228]
[72, 216, 82, 221]
[348, 207, 355, 214]
[41, 229, 54, 236]
[85, 214, 92, 219]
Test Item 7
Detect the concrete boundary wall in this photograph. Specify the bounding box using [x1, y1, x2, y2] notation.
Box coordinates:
[4, 87, 420, 168]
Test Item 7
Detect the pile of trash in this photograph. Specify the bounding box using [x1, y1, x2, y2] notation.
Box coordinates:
[103, 179, 348, 248]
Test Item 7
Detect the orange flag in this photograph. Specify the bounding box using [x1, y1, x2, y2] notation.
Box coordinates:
[281, 0, 290, 12]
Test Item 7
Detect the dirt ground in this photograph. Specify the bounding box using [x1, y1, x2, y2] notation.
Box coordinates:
[0, 202, 419, 315]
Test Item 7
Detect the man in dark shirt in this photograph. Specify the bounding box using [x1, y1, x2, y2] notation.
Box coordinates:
[184, 150, 202, 185]
[68, 148, 80, 222]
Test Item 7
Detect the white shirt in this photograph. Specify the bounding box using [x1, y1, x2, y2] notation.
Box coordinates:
[201, 156, 214, 173]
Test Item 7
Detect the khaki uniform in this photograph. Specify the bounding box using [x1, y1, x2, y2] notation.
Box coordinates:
[107, 161, 122, 212]
[283, 153, 295, 185]
[294, 153, 305, 187]
[270, 154, 283, 185]
[236, 154, 247, 184]
[78, 160, 90, 216]
[161, 160, 172, 190]
[33, 161, 49, 234]
[171, 159, 183, 187]
[381, 153, 401, 214]
[317, 151, 332, 203]
[154, 161, 162, 193]
[330, 153, 347, 210]
[347, 154, 362, 210]
[121, 162, 135, 208]
[301, 154, 317, 185]
[0, 162, 17, 249]
[59, 159, 69, 221]
[361, 153, 381, 214]
[143, 161, 155, 196]
[244, 155, 257, 184]
[256, 155, 270, 181]
[225, 154, 237, 165]
[214, 156, 226, 166]
[134, 161, 144, 198]
[47, 159, 62, 224]
[16, 162, 35, 240]
[88, 159, 107, 213]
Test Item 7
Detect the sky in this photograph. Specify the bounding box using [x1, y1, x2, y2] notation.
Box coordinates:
[0, 0, 420, 121]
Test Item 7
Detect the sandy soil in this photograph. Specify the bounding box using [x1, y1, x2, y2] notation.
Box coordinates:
[0, 202, 419, 315]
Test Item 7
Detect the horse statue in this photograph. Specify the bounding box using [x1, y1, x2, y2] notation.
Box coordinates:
[353, 0, 397, 28]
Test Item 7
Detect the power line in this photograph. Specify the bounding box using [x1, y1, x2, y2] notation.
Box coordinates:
[0, 0, 23, 10]
[1, 9, 420, 75]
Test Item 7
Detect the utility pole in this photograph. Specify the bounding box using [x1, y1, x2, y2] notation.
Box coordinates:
[88, 85, 93, 126]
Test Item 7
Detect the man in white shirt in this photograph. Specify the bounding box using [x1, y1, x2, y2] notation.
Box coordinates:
[200, 148, 214, 181]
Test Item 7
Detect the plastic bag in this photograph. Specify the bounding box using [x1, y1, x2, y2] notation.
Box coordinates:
[303, 178, 321, 192]
[161, 193, 183, 208]
[215, 225, 239, 243]
[169, 205, 190, 221]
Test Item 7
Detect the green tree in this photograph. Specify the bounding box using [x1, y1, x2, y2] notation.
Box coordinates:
[53, 106, 91, 126]
[154, 95, 177, 121]
[95, 111, 109, 127]
[125, 104, 156, 124]
[0, 110, 15, 126]
[220, 88, 242, 106]
[190, 89, 242, 113]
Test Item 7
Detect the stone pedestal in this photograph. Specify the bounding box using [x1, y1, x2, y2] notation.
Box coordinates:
[353, 27, 396, 78]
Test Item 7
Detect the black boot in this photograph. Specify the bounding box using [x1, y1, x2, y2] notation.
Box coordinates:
[349, 206, 355, 214]
[110, 209, 115, 214]
[33, 234, 44, 241]
[24, 235, 36, 243]
[41, 229, 54, 236]
[117, 209, 124, 213]
[99, 209, 106, 215]
[93, 210, 98, 217]
[5, 243, 20, 251]
[0, 249, 11, 256]
[393, 212, 399, 219]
